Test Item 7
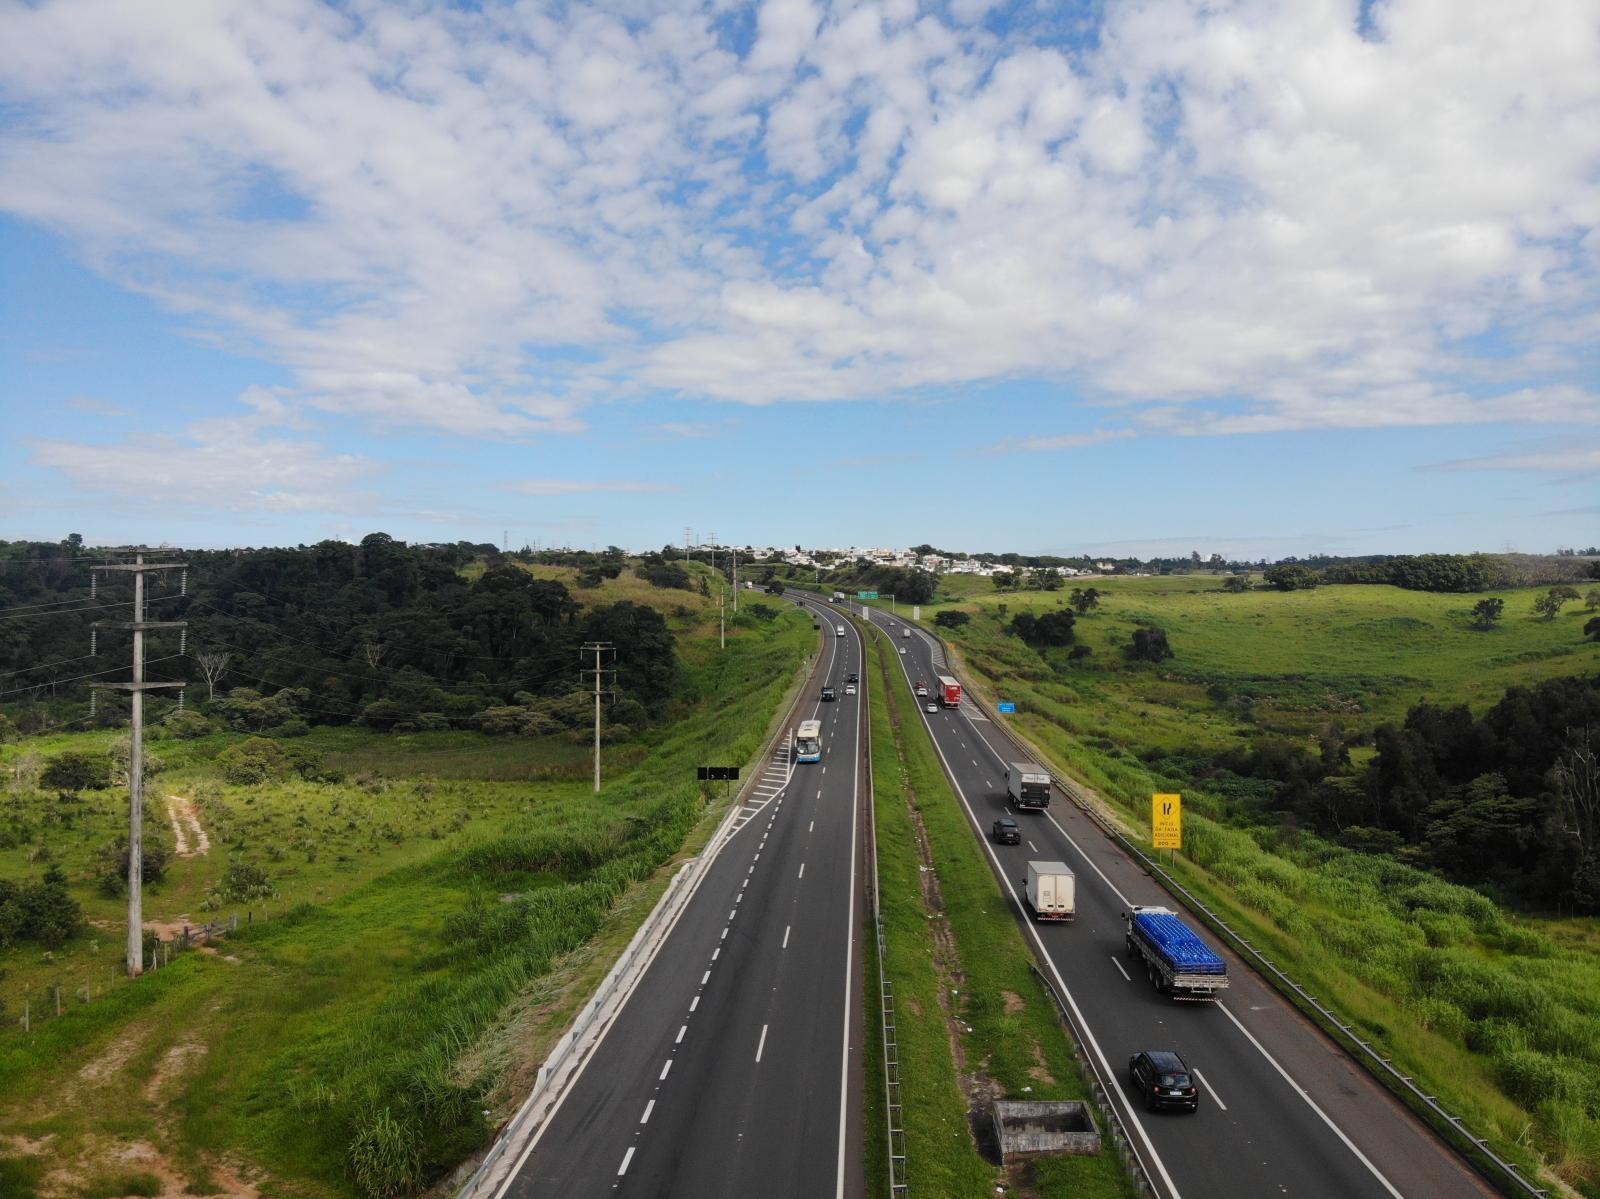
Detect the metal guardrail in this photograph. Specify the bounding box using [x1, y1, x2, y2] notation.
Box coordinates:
[454, 621, 828, 1199]
[907, 613, 1549, 1199]
[855, 614, 909, 1198]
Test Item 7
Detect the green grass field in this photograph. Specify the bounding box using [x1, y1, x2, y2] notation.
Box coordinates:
[863, 617, 1133, 1198]
[877, 575, 1600, 1194]
[0, 571, 813, 1197]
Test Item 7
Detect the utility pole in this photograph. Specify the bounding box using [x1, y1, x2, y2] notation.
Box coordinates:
[719, 592, 726, 650]
[581, 642, 614, 794]
[92, 551, 186, 977]
[732, 546, 738, 612]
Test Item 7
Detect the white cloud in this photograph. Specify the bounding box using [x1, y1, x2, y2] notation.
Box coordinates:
[1429, 440, 1600, 477]
[1, 0, 1596, 443]
[508, 479, 679, 495]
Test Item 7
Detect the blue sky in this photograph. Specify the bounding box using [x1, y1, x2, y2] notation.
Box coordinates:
[2, 0, 1597, 559]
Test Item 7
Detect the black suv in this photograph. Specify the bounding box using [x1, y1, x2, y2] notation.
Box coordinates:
[991, 817, 1021, 845]
[821, 686, 837, 701]
[1128, 1050, 1199, 1112]
[847, 672, 859, 684]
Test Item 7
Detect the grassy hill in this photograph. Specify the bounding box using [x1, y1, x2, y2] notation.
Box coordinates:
[0, 567, 812, 1198]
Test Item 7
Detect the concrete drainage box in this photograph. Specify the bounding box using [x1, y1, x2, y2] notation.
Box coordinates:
[992, 1100, 1101, 1159]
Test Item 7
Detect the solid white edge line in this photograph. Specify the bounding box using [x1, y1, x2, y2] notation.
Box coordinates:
[756, 1022, 769, 1063]
[1111, 955, 1131, 982]
[1214, 1002, 1402, 1197]
[1190, 1069, 1225, 1112]
[618, 1146, 635, 1175]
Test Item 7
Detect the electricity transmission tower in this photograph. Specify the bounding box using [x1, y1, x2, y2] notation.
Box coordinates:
[91, 551, 186, 977]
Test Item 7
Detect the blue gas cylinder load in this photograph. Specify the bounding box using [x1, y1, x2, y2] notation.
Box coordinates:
[1134, 910, 1226, 974]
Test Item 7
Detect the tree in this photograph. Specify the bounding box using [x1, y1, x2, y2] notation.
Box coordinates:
[1221, 575, 1251, 593]
[1263, 564, 1320, 591]
[991, 571, 1023, 592]
[934, 610, 970, 629]
[1009, 610, 1075, 647]
[1127, 625, 1174, 662]
[1533, 586, 1579, 621]
[1069, 587, 1101, 615]
[1585, 588, 1600, 612]
[40, 750, 112, 791]
[194, 649, 231, 701]
[1468, 597, 1505, 631]
[1586, 615, 1600, 642]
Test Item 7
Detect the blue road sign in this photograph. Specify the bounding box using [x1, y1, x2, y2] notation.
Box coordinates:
[998, 701, 1016, 714]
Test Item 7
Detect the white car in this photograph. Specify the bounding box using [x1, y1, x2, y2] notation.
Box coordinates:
[924, 702, 938, 713]
[899, 647, 907, 654]
[845, 683, 857, 695]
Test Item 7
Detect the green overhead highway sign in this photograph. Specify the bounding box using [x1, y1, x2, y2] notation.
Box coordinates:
[857, 591, 878, 599]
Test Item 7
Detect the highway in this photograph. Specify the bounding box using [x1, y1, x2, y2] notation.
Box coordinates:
[855, 599, 1496, 1199]
[495, 595, 866, 1199]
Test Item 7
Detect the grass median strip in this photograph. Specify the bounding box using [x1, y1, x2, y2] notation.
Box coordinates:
[864, 622, 1135, 1199]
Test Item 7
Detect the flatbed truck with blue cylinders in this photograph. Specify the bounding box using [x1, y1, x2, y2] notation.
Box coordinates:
[1124, 905, 1229, 1000]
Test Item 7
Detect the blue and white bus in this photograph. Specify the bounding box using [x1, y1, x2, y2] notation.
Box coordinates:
[795, 719, 822, 763]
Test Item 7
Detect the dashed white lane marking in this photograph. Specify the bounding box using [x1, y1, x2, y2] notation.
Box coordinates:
[701, 970, 710, 986]
[755, 1023, 769, 1063]
[618, 1146, 635, 1176]
[798, 863, 806, 879]
[676, 1025, 687, 1045]
[729, 908, 737, 921]
[641, 1099, 656, 1123]
[690, 995, 700, 1012]
[754, 853, 761, 861]
[809, 820, 815, 832]
[1111, 956, 1131, 982]
[816, 789, 822, 799]
[748, 864, 755, 875]
[659, 1060, 672, 1081]
[1214, 1002, 1402, 1197]
[783, 924, 791, 948]
[712, 947, 721, 961]
[721, 926, 729, 940]
[1028, 840, 1038, 852]
[1194, 1068, 1227, 1111]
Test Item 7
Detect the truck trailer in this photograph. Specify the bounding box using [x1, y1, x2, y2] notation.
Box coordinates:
[937, 675, 962, 708]
[1023, 861, 1075, 920]
[1005, 763, 1051, 810]
[1123, 905, 1228, 999]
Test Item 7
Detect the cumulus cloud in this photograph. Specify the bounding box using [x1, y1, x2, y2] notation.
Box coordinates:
[1, 0, 1596, 443]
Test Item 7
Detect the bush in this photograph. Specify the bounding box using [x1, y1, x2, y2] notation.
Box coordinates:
[933, 609, 970, 629]
[163, 710, 216, 739]
[216, 737, 287, 785]
[40, 750, 111, 791]
[347, 1107, 424, 1197]
[95, 836, 173, 896]
[1127, 625, 1174, 662]
[217, 861, 276, 902]
[1, 865, 84, 949]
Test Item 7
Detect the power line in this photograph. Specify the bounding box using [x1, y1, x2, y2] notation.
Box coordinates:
[0, 654, 186, 699]
[0, 652, 104, 681]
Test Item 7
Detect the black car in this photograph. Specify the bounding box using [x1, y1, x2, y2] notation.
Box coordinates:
[991, 817, 1021, 845]
[1128, 1050, 1199, 1112]
[821, 686, 837, 701]
[847, 672, 859, 684]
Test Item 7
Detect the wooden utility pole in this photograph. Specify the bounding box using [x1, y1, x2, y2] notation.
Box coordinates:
[581, 642, 614, 794]
[92, 551, 185, 977]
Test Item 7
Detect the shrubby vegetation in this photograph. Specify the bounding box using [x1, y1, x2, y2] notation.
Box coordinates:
[0, 864, 82, 949]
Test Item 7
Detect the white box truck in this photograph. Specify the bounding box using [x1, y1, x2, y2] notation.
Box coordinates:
[1023, 861, 1075, 921]
[1005, 763, 1052, 811]
[836, 624, 846, 637]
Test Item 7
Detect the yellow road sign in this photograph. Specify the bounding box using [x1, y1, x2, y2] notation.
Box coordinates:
[1152, 793, 1182, 849]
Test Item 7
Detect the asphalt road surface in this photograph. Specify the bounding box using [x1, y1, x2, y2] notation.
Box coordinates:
[498, 596, 866, 1199]
[859, 599, 1496, 1199]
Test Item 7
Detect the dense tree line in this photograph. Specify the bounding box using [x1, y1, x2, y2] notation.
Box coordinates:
[1195, 675, 1600, 910]
[0, 535, 678, 737]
